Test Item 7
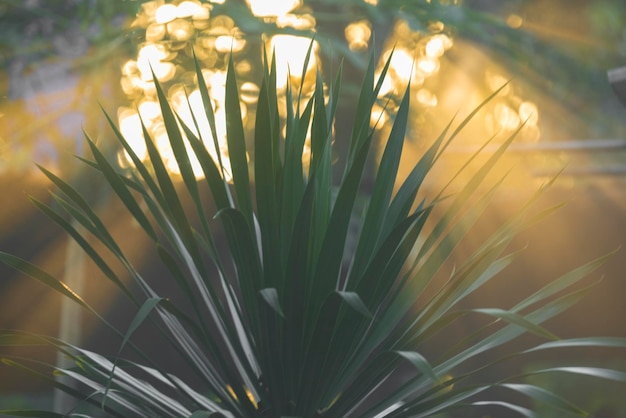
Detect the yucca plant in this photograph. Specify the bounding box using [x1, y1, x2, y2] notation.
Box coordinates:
[1, 49, 626, 418]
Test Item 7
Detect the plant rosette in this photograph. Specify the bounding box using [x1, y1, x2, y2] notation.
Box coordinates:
[1, 49, 626, 418]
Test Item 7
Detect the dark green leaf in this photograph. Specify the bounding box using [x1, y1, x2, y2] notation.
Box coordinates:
[260, 288, 285, 318]
[0, 252, 91, 312]
[470, 401, 536, 418]
[530, 367, 626, 382]
[500, 383, 588, 416]
[83, 134, 158, 242]
[468, 308, 559, 341]
[336, 291, 372, 319]
[225, 54, 253, 222]
[351, 79, 410, 280]
[0, 411, 66, 417]
[394, 351, 438, 383]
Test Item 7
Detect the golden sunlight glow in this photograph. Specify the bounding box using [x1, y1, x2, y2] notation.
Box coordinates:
[214, 35, 247, 53]
[429, 21, 445, 32]
[176, 1, 204, 18]
[145, 23, 166, 42]
[121, 60, 138, 77]
[276, 13, 315, 30]
[416, 56, 440, 77]
[192, 3, 211, 20]
[486, 71, 511, 95]
[121, 0, 319, 180]
[226, 385, 258, 408]
[425, 37, 445, 58]
[494, 103, 521, 130]
[268, 35, 319, 89]
[201, 70, 227, 103]
[118, 0, 259, 181]
[425, 34, 453, 58]
[167, 19, 195, 41]
[506, 14, 524, 29]
[370, 103, 388, 128]
[417, 88, 437, 107]
[138, 99, 161, 122]
[246, 0, 301, 18]
[519, 101, 539, 125]
[130, 79, 234, 180]
[374, 20, 453, 117]
[482, 68, 541, 141]
[240, 81, 260, 104]
[235, 59, 253, 75]
[137, 43, 175, 82]
[155, 4, 178, 24]
[387, 48, 415, 85]
[345, 20, 372, 52]
[138, 42, 168, 64]
[376, 71, 394, 97]
[440, 374, 455, 393]
[118, 108, 147, 161]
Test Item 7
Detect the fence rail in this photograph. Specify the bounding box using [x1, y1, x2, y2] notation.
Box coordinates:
[444, 139, 626, 177]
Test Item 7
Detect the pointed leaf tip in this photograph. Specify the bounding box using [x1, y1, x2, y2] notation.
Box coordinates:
[260, 288, 284, 318]
[337, 291, 373, 319]
[394, 350, 438, 383]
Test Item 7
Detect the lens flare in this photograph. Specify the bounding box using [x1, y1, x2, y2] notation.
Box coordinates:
[118, 0, 260, 180]
[118, 108, 147, 161]
[425, 34, 453, 57]
[155, 4, 178, 24]
[345, 20, 372, 51]
[506, 14, 524, 29]
[145, 23, 166, 42]
[167, 19, 195, 41]
[276, 13, 315, 30]
[268, 35, 319, 89]
[385, 48, 415, 85]
[519, 101, 539, 126]
[417, 88, 438, 107]
[416, 56, 440, 77]
[176, 1, 204, 19]
[246, 0, 301, 18]
[494, 103, 521, 130]
[215, 35, 247, 53]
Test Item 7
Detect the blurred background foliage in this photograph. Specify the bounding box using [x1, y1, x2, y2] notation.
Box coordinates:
[0, 0, 137, 62]
[1, 0, 626, 176]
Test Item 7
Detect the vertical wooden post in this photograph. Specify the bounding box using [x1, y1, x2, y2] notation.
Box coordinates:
[53, 220, 85, 414]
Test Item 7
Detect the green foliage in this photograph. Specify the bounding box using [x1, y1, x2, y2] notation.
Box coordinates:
[524, 359, 626, 417]
[0, 0, 138, 66]
[2, 51, 626, 418]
